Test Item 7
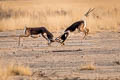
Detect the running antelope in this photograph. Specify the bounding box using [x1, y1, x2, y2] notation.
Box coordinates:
[18, 26, 55, 46]
[55, 8, 95, 45]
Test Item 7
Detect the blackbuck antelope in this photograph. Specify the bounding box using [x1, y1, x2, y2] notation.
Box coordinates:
[18, 26, 55, 46]
[55, 8, 95, 45]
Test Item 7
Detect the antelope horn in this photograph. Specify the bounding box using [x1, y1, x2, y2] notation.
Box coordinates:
[86, 8, 92, 14]
[85, 8, 95, 16]
[88, 8, 95, 13]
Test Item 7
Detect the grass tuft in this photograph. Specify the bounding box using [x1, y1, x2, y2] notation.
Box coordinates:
[0, 63, 32, 80]
[80, 64, 96, 70]
[7, 64, 32, 76]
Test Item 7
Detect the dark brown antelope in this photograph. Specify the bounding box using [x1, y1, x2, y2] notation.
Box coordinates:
[18, 26, 55, 46]
[55, 8, 95, 45]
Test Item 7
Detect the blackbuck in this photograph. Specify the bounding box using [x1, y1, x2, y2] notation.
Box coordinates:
[18, 26, 55, 46]
[55, 8, 95, 45]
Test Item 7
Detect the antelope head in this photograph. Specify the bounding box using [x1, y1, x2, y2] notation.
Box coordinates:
[84, 8, 95, 17]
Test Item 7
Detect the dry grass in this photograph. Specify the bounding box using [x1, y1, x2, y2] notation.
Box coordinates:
[7, 64, 32, 76]
[80, 63, 96, 70]
[0, 0, 120, 33]
[0, 63, 32, 80]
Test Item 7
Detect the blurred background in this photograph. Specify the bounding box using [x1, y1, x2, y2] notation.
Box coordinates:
[0, 0, 120, 33]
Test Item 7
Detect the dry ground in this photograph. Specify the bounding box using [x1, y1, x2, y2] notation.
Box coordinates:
[0, 30, 120, 80]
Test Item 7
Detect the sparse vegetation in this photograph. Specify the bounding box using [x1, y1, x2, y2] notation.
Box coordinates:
[0, 63, 32, 80]
[80, 63, 96, 70]
[8, 64, 32, 76]
[0, 0, 120, 32]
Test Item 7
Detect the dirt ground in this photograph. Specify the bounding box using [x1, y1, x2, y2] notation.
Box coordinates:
[0, 30, 120, 80]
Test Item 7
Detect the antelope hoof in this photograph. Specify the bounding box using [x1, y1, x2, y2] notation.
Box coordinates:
[48, 42, 51, 46]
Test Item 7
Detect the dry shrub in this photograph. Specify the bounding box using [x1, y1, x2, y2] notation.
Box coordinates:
[7, 64, 32, 76]
[0, 63, 32, 80]
[80, 63, 96, 70]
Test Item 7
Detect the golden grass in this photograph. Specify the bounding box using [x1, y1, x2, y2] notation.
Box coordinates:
[0, 63, 32, 80]
[80, 63, 96, 70]
[7, 64, 32, 76]
[0, 0, 120, 33]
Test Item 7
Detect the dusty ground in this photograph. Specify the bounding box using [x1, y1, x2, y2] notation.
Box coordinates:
[0, 31, 120, 80]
